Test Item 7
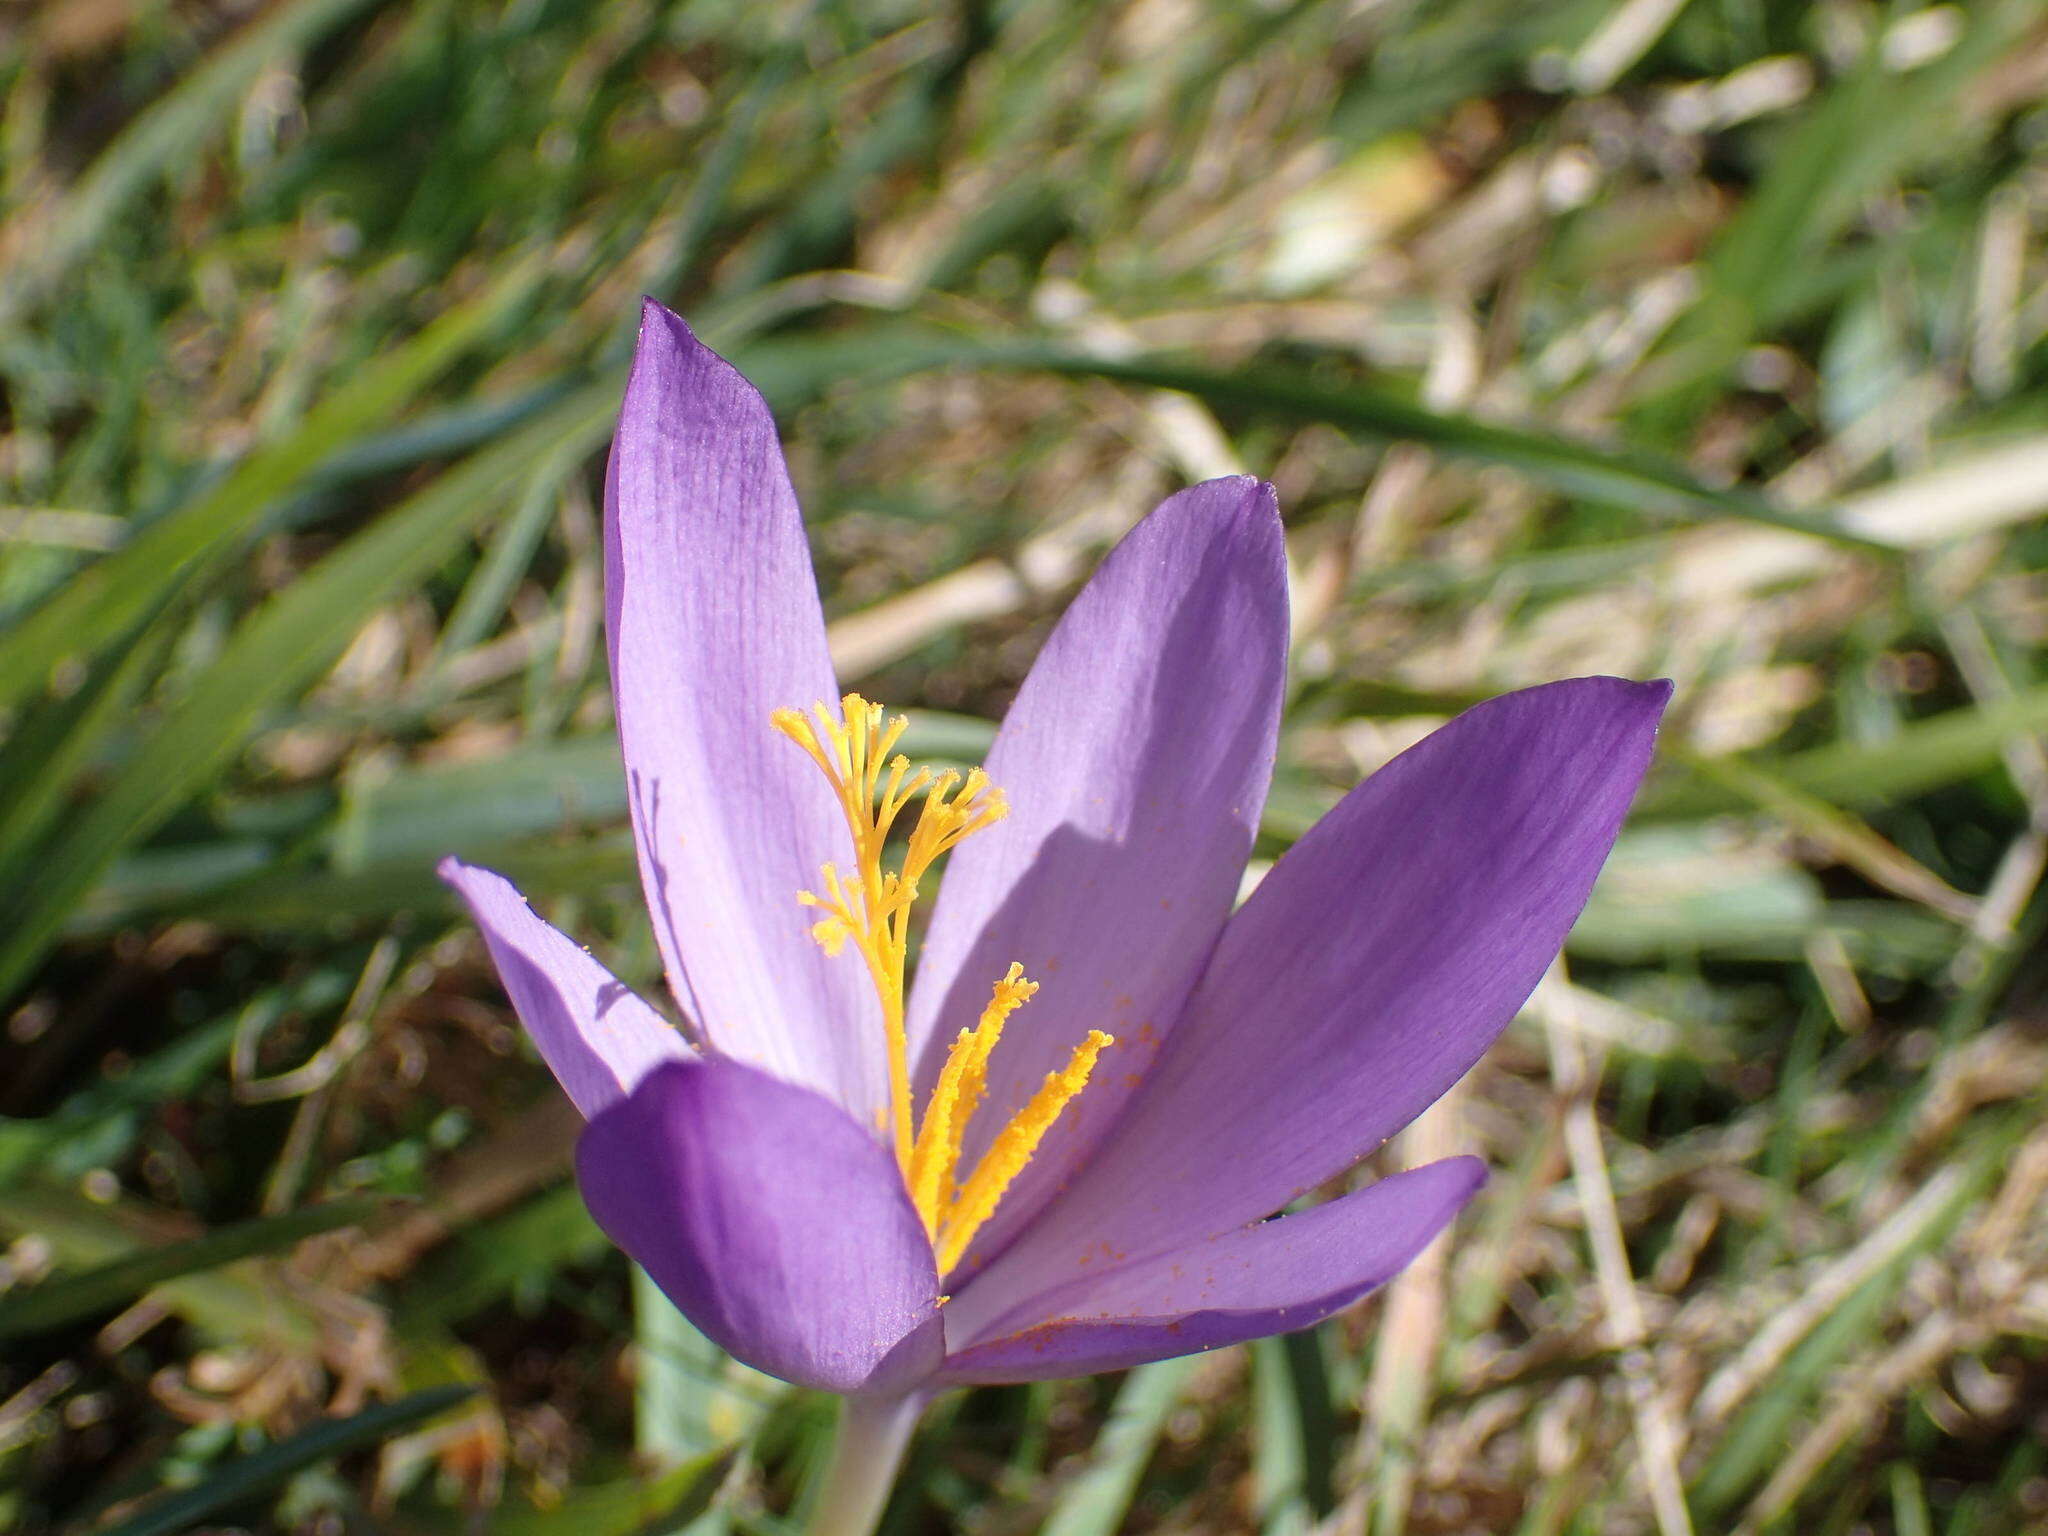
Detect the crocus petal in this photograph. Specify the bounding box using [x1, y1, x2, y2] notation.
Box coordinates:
[964, 677, 1666, 1317]
[577, 1057, 944, 1394]
[439, 858, 691, 1119]
[940, 1157, 1481, 1383]
[905, 477, 1287, 1263]
[606, 301, 879, 1118]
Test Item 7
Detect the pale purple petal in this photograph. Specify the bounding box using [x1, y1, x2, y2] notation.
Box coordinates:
[606, 301, 878, 1118]
[576, 1058, 944, 1394]
[940, 1157, 1481, 1383]
[439, 857, 691, 1119]
[962, 677, 1666, 1317]
[905, 477, 1287, 1266]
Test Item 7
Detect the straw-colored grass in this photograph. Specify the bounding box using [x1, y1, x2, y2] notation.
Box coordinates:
[3, 1, 2047, 1531]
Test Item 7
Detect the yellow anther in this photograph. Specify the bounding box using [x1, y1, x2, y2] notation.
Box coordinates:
[905, 964, 1036, 1236]
[934, 1029, 1114, 1273]
[777, 695, 1007, 1168]
[777, 697, 1109, 1272]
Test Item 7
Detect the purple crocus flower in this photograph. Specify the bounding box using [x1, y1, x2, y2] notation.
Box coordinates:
[440, 301, 1666, 1520]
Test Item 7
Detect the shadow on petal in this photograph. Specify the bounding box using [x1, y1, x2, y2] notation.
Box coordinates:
[578, 1058, 944, 1394]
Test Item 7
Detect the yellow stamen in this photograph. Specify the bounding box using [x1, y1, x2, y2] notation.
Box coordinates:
[934, 1030, 1114, 1273]
[775, 695, 1009, 1168]
[776, 696, 1113, 1271]
[905, 964, 1035, 1234]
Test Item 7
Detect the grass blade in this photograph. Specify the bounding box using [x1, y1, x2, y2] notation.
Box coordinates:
[1252, 1332, 1334, 1532]
[632, 1265, 774, 1470]
[0, 387, 616, 1000]
[1644, 0, 2036, 409]
[1039, 1358, 1199, 1536]
[0, 258, 541, 718]
[1642, 682, 2048, 820]
[735, 329, 1882, 545]
[94, 1385, 478, 1536]
[0, 591, 185, 886]
[0, 1197, 384, 1342]
[0, 0, 382, 325]
[489, 1446, 737, 1536]
[1043, 355, 1881, 546]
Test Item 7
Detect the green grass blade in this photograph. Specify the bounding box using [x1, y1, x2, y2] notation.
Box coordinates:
[1688, 1136, 2009, 1519]
[489, 1446, 737, 1536]
[631, 1265, 775, 1475]
[725, 14, 993, 292]
[102, 834, 640, 933]
[0, 387, 616, 1000]
[1039, 1358, 1199, 1536]
[1641, 681, 2048, 820]
[0, 1197, 384, 1342]
[1044, 355, 1881, 546]
[394, 1186, 608, 1336]
[0, 0, 382, 325]
[429, 454, 569, 664]
[1673, 748, 1974, 919]
[735, 329, 1880, 544]
[0, 1164, 343, 1352]
[94, 1385, 478, 1536]
[0, 591, 185, 885]
[1643, 0, 2035, 410]
[1251, 1332, 1334, 1532]
[0, 257, 542, 718]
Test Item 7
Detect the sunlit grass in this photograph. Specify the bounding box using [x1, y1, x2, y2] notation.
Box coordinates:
[2, 1, 2046, 1531]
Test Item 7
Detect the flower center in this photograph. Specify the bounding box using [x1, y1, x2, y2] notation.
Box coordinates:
[774, 694, 1112, 1272]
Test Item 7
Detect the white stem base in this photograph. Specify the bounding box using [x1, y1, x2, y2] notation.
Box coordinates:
[804, 1391, 927, 1536]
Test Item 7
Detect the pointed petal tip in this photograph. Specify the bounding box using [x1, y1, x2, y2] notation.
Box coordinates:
[1439, 1151, 1490, 1206]
[439, 859, 691, 1121]
[628, 298, 710, 376]
[1244, 476, 1282, 527]
[439, 856, 545, 916]
[607, 289, 879, 1118]
[437, 853, 499, 895]
[1193, 472, 1280, 522]
[1534, 673, 1674, 732]
[1557, 672, 1672, 698]
[636, 294, 689, 339]
[1198, 471, 1274, 498]
[1342, 1151, 1489, 1234]
[1613, 673, 1675, 736]
[1609, 673, 1675, 706]
[1160, 474, 1285, 580]
[622, 299, 769, 431]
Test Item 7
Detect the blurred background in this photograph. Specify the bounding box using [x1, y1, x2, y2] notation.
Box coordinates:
[4, 0, 2048, 1531]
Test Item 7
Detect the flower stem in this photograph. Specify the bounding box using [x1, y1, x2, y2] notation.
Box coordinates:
[805, 1391, 925, 1536]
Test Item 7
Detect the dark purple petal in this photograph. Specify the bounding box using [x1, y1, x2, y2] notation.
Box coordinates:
[577, 1057, 944, 1395]
[606, 301, 879, 1118]
[905, 478, 1287, 1266]
[439, 858, 690, 1118]
[964, 677, 1666, 1318]
[940, 1157, 1481, 1383]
